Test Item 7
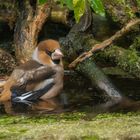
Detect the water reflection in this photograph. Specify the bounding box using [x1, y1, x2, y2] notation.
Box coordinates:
[0, 75, 140, 115]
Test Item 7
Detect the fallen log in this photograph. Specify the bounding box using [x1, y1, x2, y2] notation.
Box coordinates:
[69, 18, 140, 68]
[60, 32, 122, 107]
[96, 45, 140, 78]
[60, 1, 140, 108]
[60, 27, 140, 111]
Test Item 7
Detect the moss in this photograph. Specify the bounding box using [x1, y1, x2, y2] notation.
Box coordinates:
[0, 112, 140, 140]
[0, 113, 86, 125]
[102, 0, 135, 26]
[130, 35, 140, 50]
[97, 45, 140, 78]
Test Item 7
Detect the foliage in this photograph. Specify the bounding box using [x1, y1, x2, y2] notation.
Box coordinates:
[89, 0, 105, 17]
[73, 0, 85, 22]
[38, 0, 48, 5]
[38, 0, 105, 22]
[60, 0, 105, 22]
[59, 0, 73, 10]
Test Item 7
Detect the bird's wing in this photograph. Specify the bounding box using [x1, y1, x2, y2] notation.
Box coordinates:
[14, 65, 56, 87]
[12, 82, 54, 105]
[32, 65, 56, 81]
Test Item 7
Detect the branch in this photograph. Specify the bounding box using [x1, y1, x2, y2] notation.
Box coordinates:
[69, 18, 140, 68]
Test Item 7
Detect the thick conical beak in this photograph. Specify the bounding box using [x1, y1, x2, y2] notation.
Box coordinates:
[51, 49, 64, 60]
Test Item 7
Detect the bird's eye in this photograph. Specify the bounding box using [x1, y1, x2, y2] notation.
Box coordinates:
[45, 49, 52, 56]
[45, 49, 49, 54]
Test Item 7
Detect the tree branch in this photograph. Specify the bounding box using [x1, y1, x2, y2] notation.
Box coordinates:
[69, 18, 140, 68]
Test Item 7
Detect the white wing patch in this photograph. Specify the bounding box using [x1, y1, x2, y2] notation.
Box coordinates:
[34, 78, 54, 90]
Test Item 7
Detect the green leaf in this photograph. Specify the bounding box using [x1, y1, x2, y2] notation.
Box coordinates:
[65, 0, 73, 10]
[59, 0, 73, 10]
[73, 0, 85, 22]
[89, 0, 105, 17]
[38, 0, 47, 5]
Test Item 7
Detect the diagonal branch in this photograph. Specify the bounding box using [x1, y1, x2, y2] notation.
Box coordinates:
[69, 18, 140, 68]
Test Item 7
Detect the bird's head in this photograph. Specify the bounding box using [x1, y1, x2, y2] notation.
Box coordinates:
[32, 39, 64, 65]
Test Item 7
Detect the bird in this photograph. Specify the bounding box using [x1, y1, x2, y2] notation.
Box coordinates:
[0, 39, 64, 112]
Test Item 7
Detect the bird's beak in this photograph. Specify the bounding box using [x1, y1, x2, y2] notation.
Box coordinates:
[51, 49, 64, 60]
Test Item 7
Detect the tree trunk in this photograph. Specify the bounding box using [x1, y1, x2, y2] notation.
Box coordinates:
[0, 1, 70, 72]
[14, 0, 51, 64]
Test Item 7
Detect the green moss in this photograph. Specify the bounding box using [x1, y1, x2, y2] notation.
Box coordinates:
[0, 112, 140, 140]
[125, 5, 135, 19]
[98, 45, 140, 78]
[102, 0, 135, 25]
[0, 113, 86, 125]
[130, 36, 140, 50]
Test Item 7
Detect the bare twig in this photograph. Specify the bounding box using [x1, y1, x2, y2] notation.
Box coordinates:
[69, 18, 140, 68]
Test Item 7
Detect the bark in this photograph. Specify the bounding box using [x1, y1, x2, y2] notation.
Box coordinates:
[76, 58, 122, 102]
[60, 23, 140, 112]
[14, 0, 51, 64]
[69, 18, 140, 68]
[0, 48, 16, 74]
[60, 32, 122, 104]
[0, 1, 70, 72]
[61, 30, 140, 79]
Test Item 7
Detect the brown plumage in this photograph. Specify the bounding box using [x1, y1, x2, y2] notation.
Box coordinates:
[0, 39, 64, 112]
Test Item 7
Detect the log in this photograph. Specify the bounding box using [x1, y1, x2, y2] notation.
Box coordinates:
[60, 0, 140, 106]
[76, 58, 122, 102]
[60, 32, 122, 105]
[69, 18, 140, 68]
[96, 45, 140, 78]
[60, 26, 140, 110]
[62, 30, 140, 79]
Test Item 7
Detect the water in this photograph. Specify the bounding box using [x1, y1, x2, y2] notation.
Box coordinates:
[0, 74, 140, 114]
